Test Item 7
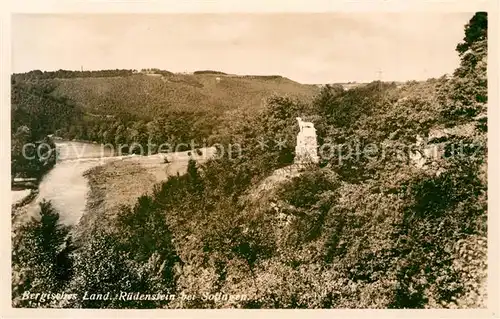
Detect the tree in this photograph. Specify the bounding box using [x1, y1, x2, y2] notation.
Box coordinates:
[187, 158, 204, 194]
[12, 200, 74, 307]
[66, 230, 154, 308]
[456, 12, 487, 54]
[115, 124, 128, 153]
[439, 12, 487, 123]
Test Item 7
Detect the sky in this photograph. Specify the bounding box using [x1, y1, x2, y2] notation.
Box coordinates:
[11, 13, 474, 84]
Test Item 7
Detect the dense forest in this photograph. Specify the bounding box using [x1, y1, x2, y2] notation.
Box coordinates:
[11, 12, 487, 309]
[11, 69, 137, 81]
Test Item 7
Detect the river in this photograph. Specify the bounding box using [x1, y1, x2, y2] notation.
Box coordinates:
[13, 140, 216, 227]
[14, 141, 117, 226]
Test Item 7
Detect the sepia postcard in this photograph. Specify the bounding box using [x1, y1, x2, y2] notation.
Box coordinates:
[1, 0, 498, 318]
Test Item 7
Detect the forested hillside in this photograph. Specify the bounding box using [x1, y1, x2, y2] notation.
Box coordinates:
[12, 12, 487, 309]
[11, 70, 318, 175]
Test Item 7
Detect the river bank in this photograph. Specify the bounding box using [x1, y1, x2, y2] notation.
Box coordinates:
[12, 139, 216, 237]
[11, 140, 116, 230]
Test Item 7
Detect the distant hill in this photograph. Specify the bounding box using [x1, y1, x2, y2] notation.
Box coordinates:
[11, 70, 320, 151]
[314, 81, 407, 91]
[46, 72, 319, 120]
[193, 70, 228, 75]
